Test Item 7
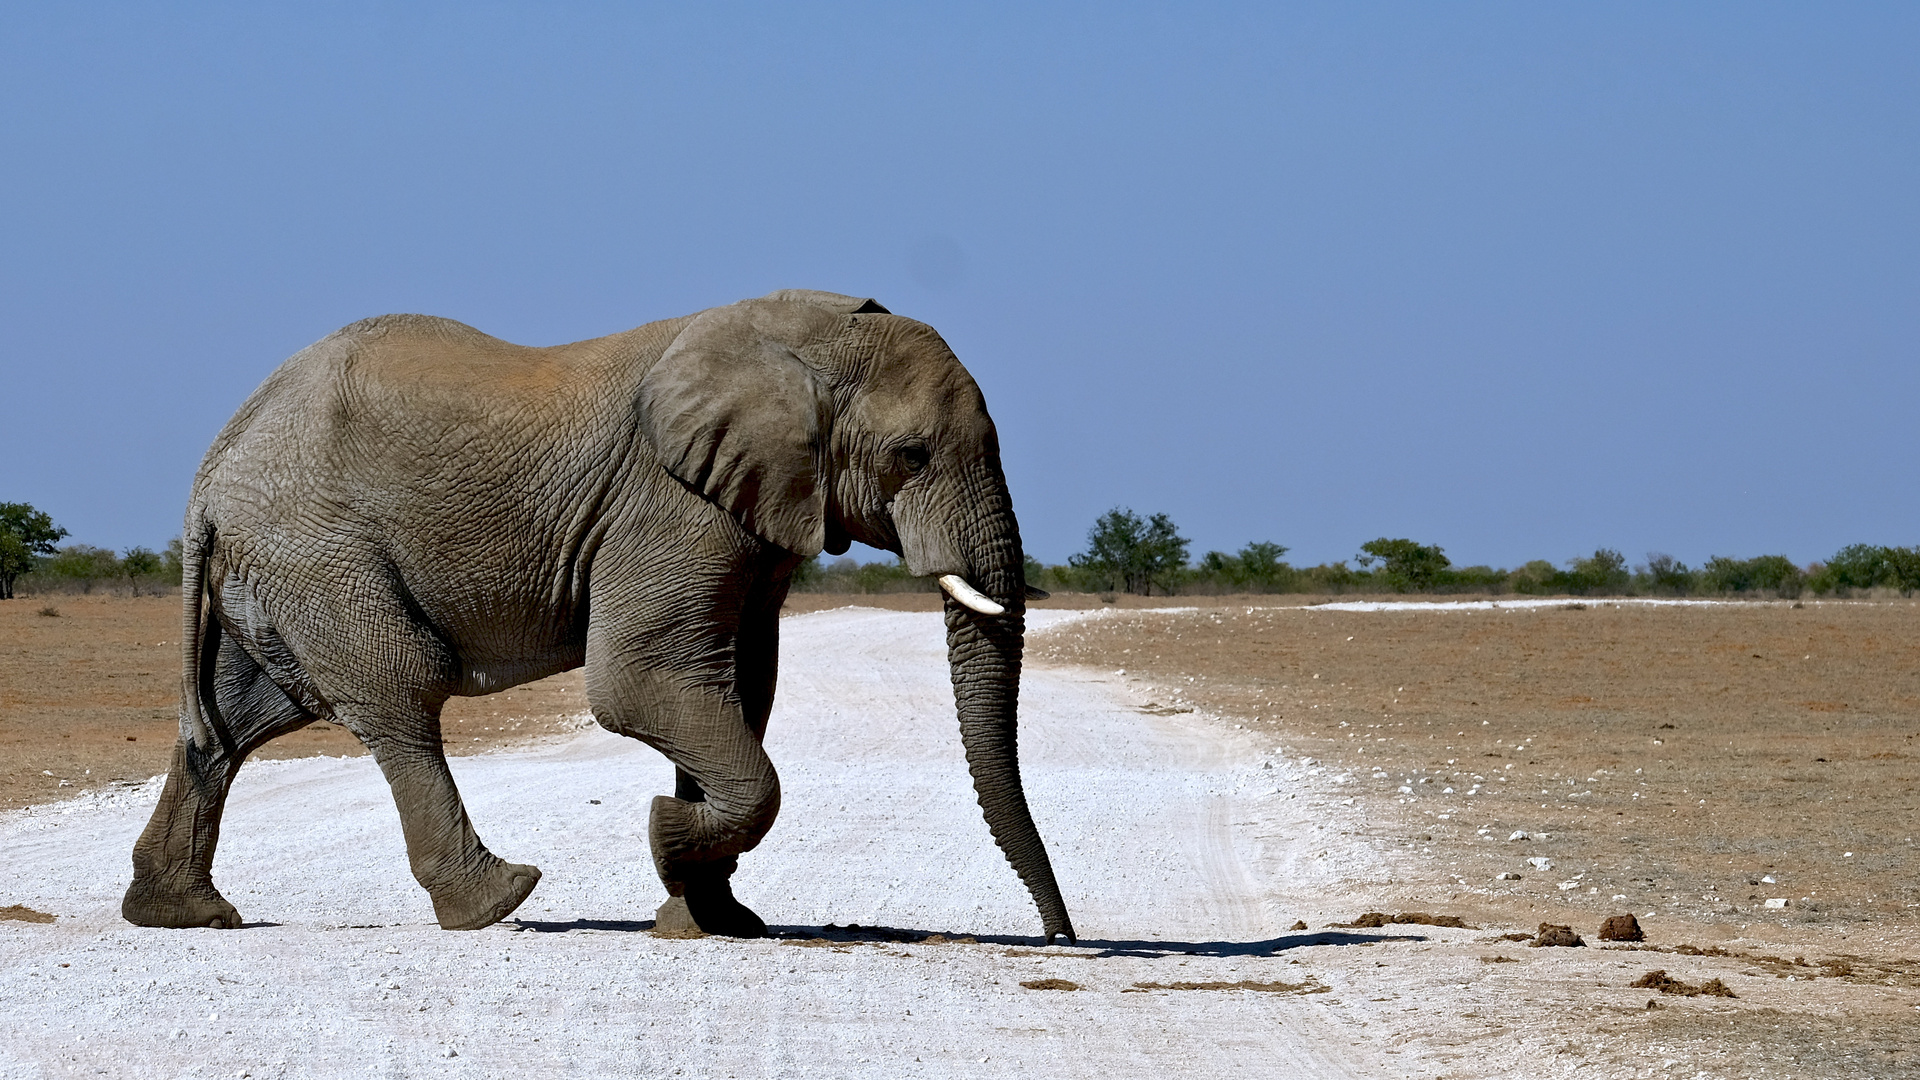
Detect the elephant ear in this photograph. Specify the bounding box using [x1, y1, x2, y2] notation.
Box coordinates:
[759, 289, 891, 315]
[637, 306, 833, 555]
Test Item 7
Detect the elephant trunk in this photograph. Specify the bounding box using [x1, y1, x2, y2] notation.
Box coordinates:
[943, 477, 1076, 945]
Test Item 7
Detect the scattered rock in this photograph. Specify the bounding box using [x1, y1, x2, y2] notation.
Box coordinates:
[1496, 872, 1522, 880]
[0, 905, 55, 924]
[1131, 979, 1326, 994]
[1508, 830, 1530, 841]
[1598, 914, 1644, 942]
[1530, 923, 1584, 948]
[1630, 970, 1735, 997]
[1479, 955, 1518, 964]
[1332, 912, 1474, 929]
[1764, 898, 1791, 909]
[1527, 857, 1554, 871]
[1020, 979, 1081, 991]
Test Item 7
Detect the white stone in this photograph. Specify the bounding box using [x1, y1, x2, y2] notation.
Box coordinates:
[1527, 857, 1553, 871]
[1764, 898, 1790, 909]
[1508, 830, 1529, 841]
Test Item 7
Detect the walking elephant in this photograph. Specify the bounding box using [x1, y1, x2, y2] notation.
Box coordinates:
[122, 289, 1075, 943]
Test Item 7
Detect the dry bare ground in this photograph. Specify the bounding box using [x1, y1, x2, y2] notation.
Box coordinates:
[1029, 595, 1920, 1077]
[1, 594, 1916, 1077]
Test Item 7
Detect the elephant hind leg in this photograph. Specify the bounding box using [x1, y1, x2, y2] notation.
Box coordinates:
[351, 717, 540, 930]
[124, 629, 314, 929]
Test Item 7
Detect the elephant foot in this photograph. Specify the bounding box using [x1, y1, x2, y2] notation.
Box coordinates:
[122, 875, 243, 929]
[672, 878, 767, 938]
[651, 895, 706, 937]
[430, 861, 541, 931]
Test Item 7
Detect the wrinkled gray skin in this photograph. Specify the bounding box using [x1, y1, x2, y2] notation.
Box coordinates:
[121, 290, 1075, 943]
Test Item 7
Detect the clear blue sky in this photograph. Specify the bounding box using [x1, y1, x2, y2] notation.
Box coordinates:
[4, 4, 1915, 569]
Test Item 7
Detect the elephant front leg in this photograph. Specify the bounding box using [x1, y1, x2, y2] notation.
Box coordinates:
[594, 673, 780, 938]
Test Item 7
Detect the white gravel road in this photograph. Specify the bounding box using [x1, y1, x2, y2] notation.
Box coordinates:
[2, 607, 1418, 1079]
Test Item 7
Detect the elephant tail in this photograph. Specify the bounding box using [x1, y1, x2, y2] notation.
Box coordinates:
[178, 518, 216, 752]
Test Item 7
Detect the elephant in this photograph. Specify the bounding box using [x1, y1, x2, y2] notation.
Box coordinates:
[121, 289, 1076, 944]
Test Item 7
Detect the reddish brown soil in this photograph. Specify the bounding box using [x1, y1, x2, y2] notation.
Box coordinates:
[1027, 598, 1920, 931]
[0, 594, 588, 810]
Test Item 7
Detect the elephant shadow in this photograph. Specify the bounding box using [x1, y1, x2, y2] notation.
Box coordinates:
[502, 918, 1429, 956]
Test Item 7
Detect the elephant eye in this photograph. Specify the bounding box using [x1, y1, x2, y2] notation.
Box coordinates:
[899, 444, 930, 474]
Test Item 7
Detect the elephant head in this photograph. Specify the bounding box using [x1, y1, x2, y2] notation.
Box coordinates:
[636, 289, 1076, 943]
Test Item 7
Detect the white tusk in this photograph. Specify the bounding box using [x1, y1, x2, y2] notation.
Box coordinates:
[938, 574, 1006, 616]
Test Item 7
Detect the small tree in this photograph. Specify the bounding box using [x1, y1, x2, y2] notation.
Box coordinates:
[45, 545, 121, 594]
[1883, 546, 1920, 598]
[789, 555, 823, 591]
[0, 532, 31, 600]
[1700, 554, 1803, 597]
[1070, 508, 1191, 596]
[0, 502, 68, 600]
[1643, 553, 1693, 596]
[1820, 543, 1890, 593]
[163, 537, 186, 585]
[1508, 559, 1564, 595]
[122, 547, 163, 596]
[1355, 538, 1450, 592]
[1564, 549, 1629, 595]
[1237, 541, 1290, 591]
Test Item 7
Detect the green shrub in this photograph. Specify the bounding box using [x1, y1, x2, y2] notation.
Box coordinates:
[1189, 541, 1295, 593]
[0, 502, 68, 600]
[789, 555, 933, 594]
[1443, 565, 1508, 591]
[1069, 508, 1190, 596]
[41, 545, 122, 594]
[1883, 546, 1920, 597]
[1700, 554, 1805, 597]
[1563, 549, 1629, 595]
[1355, 538, 1450, 592]
[1508, 560, 1563, 595]
[1641, 553, 1695, 596]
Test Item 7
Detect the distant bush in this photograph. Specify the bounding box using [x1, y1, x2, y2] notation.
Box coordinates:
[1882, 546, 1920, 597]
[12, 535, 186, 597]
[1189, 541, 1296, 593]
[1699, 554, 1804, 597]
[1563, 549, 1629, 595]
[122, 547, 164, 596]
[782, 513, 1894, 604]
[1808, 543, 1919, 597]
[42, 545, 123, 593]
[1355, 538, 1450, 592]
[0, 502, 68, 600]
[1640, 553, 1695, 596]
[1507, 560, 1562, 595]
[1069, 508, 1191, 596]
[788, 555, 934, 594]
